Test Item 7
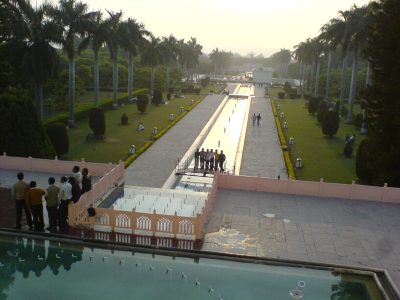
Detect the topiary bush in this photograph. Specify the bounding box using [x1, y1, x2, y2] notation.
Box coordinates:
[200, 77, 210, 88]
[308, 96, 320, 115]
[353, 113, 363, 129]
[0, 92, 56, 158]
[137, 94, 149, 114]
[343, 143, 354, 158]
[278, 92, 285, 99]
[152, 89, 163, 105]
[89, 108, 105, 138]
[194, 88, 200, 95]
[322, 110, 339, 138]
[121, 113, 128, 125]
[317, 100, 330, 123]
[167, 93, 171, 100]
[45, 123, 69, 156]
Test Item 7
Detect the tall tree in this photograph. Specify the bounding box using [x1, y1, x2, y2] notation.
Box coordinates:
[7, 0, 60, 119]
[209, 48, 233, 74]
[362, 0, 400, 186]
[141, 34, 162, 99]
[49, 0, 95, 126]
[119, 18, 147, 100]
[186, 37, 202, 83]
[78, 11, 107, 107]
[160, 35, 178, 96]
[105, 10, 123, 106]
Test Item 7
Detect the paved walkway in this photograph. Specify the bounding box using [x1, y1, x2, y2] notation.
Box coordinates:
[125, 84, 237, 188]
[240, 86, 287, 178]
[202, 178, 400, 288]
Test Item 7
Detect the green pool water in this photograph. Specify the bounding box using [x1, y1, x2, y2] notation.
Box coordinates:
[0, 234, 384, 300]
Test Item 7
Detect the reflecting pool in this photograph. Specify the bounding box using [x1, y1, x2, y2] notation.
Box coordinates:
[0, 233, 385, 300]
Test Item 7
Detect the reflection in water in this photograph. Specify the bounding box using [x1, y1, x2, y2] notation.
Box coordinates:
[0, 235, 83, 297]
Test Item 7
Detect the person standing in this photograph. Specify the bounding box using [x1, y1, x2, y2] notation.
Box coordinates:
[209, 149, 215, 170]
[72, 166, 82, 190]
[251, 113, 256, 126]
[25, 181, 46, 231]
[194, 148, 200, 172]
[12, 172, 33, 230]
[200, 148, 206, 170]
[68, 177, 81, 203]
[58, 176, 72, 231]
[81, 168, 92, 194]
[219, 150, 226, 172]
[214, 150, 219, 171]
[205, 149, 210, 171]
[45, 177, 59, 231]
[256, 113, 261, 126]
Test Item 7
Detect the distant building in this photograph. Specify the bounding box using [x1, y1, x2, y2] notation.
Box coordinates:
[252, 68, 273, 84]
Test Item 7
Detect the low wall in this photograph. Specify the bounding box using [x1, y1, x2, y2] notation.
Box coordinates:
[217, 174, 400, 203]
[0, 153, 117, 176]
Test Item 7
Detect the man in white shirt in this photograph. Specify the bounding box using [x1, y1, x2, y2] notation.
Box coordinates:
[58, 176, 72, 231]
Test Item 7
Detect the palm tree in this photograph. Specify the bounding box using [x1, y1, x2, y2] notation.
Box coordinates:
[49, 0, 95, 126]
[8, 0, 60, 119]
[160, 35, 178, 96]
[271, 49, 292, 76]
[104, 10, 123, 106]
[119, 18, 147, 100]
[141, 34, 162, 99]
[186, 37, 202, 83]
[293, 39, 314, 96]
[78, 11, 107, 107]
[340, 4, 372, 122]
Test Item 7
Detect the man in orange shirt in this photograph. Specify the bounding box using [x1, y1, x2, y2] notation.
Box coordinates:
[25, 181, 46, 231]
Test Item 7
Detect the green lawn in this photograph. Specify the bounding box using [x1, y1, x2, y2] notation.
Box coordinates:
[271, 88, 361, 184]
[66, 83, 225, 163]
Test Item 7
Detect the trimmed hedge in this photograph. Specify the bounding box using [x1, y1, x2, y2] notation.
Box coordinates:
[45, 123, 69, 156]
[44, 88, 149, 125]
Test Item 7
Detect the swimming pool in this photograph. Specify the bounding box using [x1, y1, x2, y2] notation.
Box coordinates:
[0, 232, 389, 300]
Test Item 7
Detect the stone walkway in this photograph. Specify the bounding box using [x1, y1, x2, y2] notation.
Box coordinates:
[203, 173, 400, 288]
[239, 86, 287, 178]
[124, 84, 237, 188]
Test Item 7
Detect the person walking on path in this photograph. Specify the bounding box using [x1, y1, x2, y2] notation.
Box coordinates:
[256, 113, 261, 126]
[25, 181, 46, 231]
[45, 177, 59, 231]
[219, 150, 226, 172]
[12, 172, 33, 230]
[251, 113, 256, 126]
[194, 148, 200, 172]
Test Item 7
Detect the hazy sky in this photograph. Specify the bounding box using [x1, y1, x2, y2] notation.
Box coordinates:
[40, 0, 370, 57]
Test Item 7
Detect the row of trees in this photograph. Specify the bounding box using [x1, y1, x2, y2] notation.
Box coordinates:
[1, 0, 204, 124]
[293, 4, 372, 124]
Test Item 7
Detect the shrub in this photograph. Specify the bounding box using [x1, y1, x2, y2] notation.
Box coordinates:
[200, 77, 210, 88]
[153, 89, 163, 105]
[353, 113, 363, 129]
[322, 110, 339, 138]
[308, 96, 320, 115]
[317, 100, 330, 123]
[137, 94, 149, 113]
[45, 123, 69, 156]
[356, 139, 377, 184]
[343, 143, 354, 158]
[283, 82, 292, 93]
[304, 94, 312, 100]
[167, 93, 171, 100]
[194, 88, 200, 95]
[89, 108, 105, 138]
[278, 92, 285, 99]
[0, 93, 56, 158]
[121, 113, 128, 125]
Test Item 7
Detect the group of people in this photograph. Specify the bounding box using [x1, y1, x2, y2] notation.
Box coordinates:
[194, 148, 226, 173]
[11, 166, 92, 232]
[251, 113, 262, 126]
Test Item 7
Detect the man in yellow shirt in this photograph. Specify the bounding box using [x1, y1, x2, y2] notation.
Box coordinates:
[12, 172, 33, 230]
[25, 181, 46, 231]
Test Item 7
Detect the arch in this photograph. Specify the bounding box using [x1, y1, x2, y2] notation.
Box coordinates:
[136, 216, 151, 230]
[157, 218, 172, 232]
[179, 220, 194, 234]
[116, 214, 131, 228]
